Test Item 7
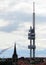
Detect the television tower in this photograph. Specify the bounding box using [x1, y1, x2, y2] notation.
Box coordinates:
[28, 2, 36, 58]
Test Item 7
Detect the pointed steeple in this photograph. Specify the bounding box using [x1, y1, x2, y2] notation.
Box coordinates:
[12, 43, 18, 65]
[14, 43, 17, 55]
[13, 43, 18, 58]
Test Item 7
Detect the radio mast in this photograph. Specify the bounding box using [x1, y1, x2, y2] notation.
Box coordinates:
[28, 2, 36, 58]
[33, 2, 35, 58]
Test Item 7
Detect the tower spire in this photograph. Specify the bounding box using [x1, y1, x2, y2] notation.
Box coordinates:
[33, 2, 35, 30]
[12, 43, 18, 65]
[14, 43, 16, 55]
[28, 2, 36, 58]
[33, 2, 35, 58]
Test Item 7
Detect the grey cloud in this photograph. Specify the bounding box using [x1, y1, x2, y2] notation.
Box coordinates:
[0, 11, 46, 32]
[0, 23, 19, 32]
[0, 11, 32, 22]
[0, 11, 46, 23]
[0, 11, 32, 32]
[36, 15, 46, 23]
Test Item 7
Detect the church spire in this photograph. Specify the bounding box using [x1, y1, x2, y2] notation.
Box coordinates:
[12, 43, 18, 65]
[14, 43, 17, 55]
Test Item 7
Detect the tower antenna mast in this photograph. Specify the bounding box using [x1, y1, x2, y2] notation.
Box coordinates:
[28, 2, 36, 58]
[33, 2, 35, 58]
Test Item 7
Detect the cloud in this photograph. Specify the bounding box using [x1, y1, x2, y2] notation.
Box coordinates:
[0, 10, 46, 32]
[0, 22, 19, 32]
[0, 19, 10, 27]
[0, 11, 32, 32]
[0, 11, 32, 22]
[0, 22, 31, 49]
[0, 0, 46, 15]
[35, 22, 46, 50]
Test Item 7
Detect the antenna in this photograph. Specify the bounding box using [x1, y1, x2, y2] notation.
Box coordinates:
[33, 2, 35, 58]
[33, 2, 35, 30]
[28, 2, 36, 58]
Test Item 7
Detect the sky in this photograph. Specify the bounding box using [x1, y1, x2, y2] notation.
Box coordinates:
[0, 0, 46, 58]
